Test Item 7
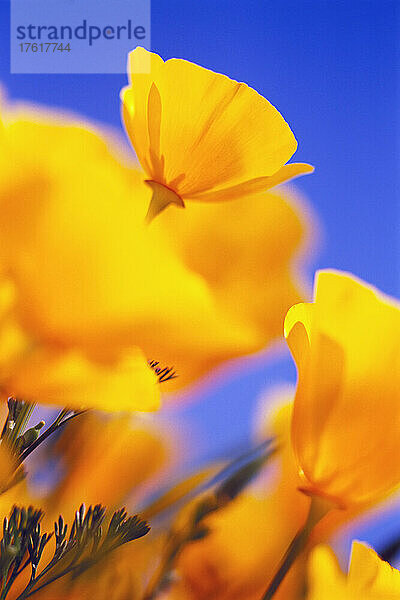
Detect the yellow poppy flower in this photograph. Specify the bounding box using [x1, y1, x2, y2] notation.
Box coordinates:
[1, 345, 160, 413]
[307, 542, 400, 599]
[0, 103, 268, 407]
[285, 270, 400, 507]
[121, 47, 313, 218]
[255, 388, 386, 560]
[39, 411, 167, 520]
[0, 263, 161, 414]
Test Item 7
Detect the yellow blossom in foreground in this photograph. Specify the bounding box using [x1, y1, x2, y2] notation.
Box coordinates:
[121, 47, 313, 217]
[285, 270, 400, 507]
[0, 276, 159, 412]
[33, 540, 164, 600]
[169, 493, 304, 600]
[0, 342, 159, 413]
[0, 103, 265, 407]
[167, 396, 310, 600]
[307, 542, 400, 599]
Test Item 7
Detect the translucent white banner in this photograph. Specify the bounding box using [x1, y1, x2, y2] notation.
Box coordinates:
[11, 0, 150, 73]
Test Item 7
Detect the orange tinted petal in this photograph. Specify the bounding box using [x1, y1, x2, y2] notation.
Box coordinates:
[286, 271, 400, 505]
[47, 412, 166, 511]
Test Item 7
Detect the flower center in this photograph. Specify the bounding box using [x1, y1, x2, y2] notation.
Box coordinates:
[144, 180, 185, 223]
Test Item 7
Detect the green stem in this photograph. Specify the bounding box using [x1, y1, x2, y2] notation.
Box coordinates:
[17, 564, 77, 599]
[1, 564, 20, 600]
[0, 571, 9, 600]
[260, 496, 331, 600]
[145, 181, 185, 224]
[18, 410, 87, 463]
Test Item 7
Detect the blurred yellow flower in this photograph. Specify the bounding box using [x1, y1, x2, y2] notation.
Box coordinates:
[0, 103, 264, 407]
[43, 412, 167, 514]
[34, 540, 163, 600]
[153, 186, 316, 387]
[0, 341, 160, 413]
[169, 493, 305, 600]
[307, 542, 400, 599]
[0, 107, 210, 356]
[121, 47, 313, 218]
[167, 395, 310, 600]
[285, 270, 400, 507]
[0, 106, 171, 411]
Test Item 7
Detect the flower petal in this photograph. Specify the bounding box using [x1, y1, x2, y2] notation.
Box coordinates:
[187, 163, 314, 202]
[5, 348, 160, 412]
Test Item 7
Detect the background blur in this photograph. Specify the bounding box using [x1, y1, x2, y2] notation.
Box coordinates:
[0, 0, 399, 560]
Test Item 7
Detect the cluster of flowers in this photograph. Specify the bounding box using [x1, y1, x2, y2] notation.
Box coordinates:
[0, 47, 398, 599]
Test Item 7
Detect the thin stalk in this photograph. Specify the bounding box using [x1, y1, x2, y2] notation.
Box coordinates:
[16, 564, 76, 599]
[17, 550, 104, 599]
[19, 410, 87, 463]
[52, 409, 70, 428]
[260, 496, 332, 600]
[1, 564, 20, 600]
[0, 569, 9, 600]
